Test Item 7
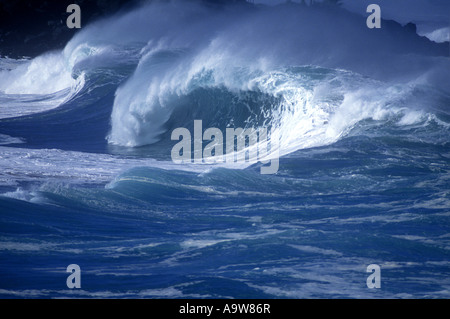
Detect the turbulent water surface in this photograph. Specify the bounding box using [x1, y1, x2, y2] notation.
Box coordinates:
[0, 1, 449, 298]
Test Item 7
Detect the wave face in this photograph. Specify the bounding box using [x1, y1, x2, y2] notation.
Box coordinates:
[0, 1, 449, 299]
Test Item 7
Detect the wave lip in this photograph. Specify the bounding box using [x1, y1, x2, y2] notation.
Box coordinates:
[0, 52, 74, 95]
[0, 51, 86, 119]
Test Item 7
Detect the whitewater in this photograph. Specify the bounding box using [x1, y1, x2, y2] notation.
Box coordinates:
[0, 1, 449, 298]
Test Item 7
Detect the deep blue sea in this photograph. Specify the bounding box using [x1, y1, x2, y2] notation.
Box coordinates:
[0, 1, 449, 298]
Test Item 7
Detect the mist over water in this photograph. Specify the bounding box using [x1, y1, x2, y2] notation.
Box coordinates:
[0, 0, 449, 299]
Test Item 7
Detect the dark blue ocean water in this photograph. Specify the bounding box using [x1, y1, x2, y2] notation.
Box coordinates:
[0, 2, 449, 298]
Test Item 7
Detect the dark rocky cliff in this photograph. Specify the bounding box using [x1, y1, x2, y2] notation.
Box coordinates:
[0, 0, 142, 57]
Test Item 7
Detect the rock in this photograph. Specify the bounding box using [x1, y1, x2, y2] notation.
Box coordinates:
[0, 0, 141, 58]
